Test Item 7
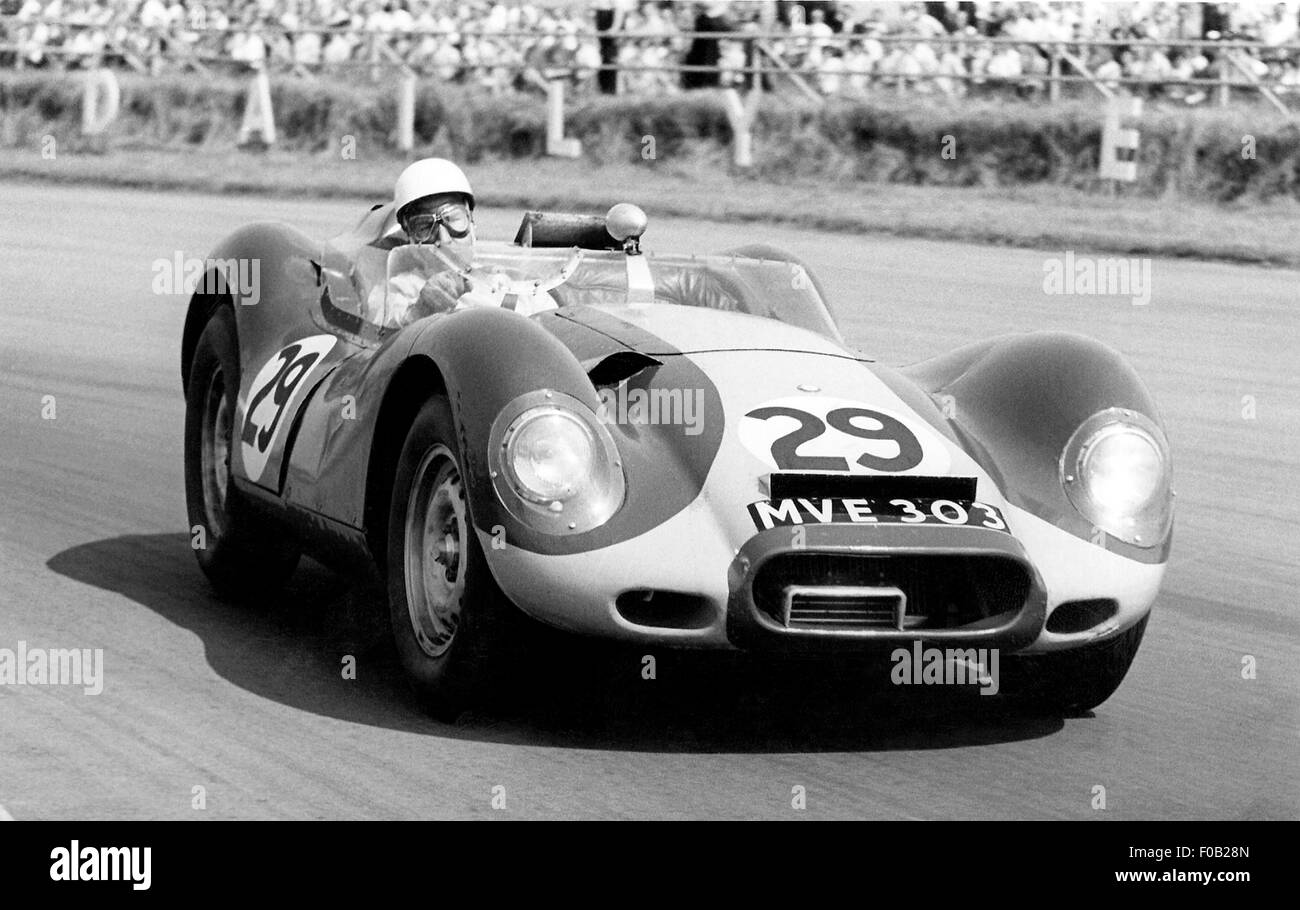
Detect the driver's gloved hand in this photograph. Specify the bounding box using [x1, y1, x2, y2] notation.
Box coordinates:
[403, 271, 471, 324]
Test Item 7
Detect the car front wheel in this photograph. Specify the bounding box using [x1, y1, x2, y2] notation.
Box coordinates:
[386, 396, 526, 720]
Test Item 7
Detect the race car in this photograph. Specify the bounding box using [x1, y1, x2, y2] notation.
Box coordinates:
[181, 202, 1174, 718]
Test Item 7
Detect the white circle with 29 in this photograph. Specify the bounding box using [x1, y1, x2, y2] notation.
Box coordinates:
[239, 334, 337, 483]
[738, 395, 951, 475]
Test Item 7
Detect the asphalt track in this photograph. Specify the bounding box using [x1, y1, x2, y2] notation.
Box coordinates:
[0, 181, 1296, 820]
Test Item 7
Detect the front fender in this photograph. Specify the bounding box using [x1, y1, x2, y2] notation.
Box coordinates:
[411, 306, 603, 548]
[903, 331, 1171, 563]
[180, 221, 321, 393]
[409, 306, 725, 557]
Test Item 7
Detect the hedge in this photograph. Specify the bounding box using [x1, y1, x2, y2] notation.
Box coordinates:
[2, 70, 1297, 201]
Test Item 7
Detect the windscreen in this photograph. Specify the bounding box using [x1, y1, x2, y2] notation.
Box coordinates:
[474, 248, 841, 340]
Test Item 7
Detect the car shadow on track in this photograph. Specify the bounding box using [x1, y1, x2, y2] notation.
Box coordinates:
[48, 533, 1064, 753]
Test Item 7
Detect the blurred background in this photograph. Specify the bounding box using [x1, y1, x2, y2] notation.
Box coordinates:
[3, 1, 1300, 105]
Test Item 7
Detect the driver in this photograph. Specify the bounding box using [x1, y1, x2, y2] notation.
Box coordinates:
[365, 157, 485, 326]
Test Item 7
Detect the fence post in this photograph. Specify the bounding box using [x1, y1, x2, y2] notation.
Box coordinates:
[396, 67, 416, 153]
[545, 78, 581, 158]
[1218, 61, 1230, 107]
[1049, 43, 1061, 102]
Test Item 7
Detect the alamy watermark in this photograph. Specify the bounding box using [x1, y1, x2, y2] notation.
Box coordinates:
[151, 253, 261, 305]
[50, 841, 150, 890]
[0, 641, 103, 695]
[596, 385, 704, 435]
[1042, 251, 1152, 306]
[891, 642, 999, 695]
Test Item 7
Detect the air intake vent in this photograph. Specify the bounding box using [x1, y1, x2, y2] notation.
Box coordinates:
[784, 585, 912, 631]
[1046, 599, 1119, 634]
[753, 553, 1030, 632]
[615, 590, 714, 630]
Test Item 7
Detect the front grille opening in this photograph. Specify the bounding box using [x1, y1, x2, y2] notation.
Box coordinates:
[615, 590, 715, 630]
[752, 553, 1030, 632]
[1046, 598, 1119, 634]
[786, 586, 911, 631]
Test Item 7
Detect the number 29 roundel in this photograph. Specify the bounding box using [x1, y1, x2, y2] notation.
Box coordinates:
[239, 335, 337, 483]
[738, 395, 951, 475]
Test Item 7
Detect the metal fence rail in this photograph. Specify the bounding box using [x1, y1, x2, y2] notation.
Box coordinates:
[4, 18, 1300, 110]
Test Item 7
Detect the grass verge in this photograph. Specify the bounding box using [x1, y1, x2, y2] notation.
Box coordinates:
[4, 146, 1298, 268]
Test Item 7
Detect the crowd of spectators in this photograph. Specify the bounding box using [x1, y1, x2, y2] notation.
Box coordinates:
[3, 1, 1300, 102]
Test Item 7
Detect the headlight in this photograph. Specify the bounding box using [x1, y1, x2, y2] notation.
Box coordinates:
[504, 407, 594, 504]
[490, 391, 624, 535]
[1062, 409, 1172, 547]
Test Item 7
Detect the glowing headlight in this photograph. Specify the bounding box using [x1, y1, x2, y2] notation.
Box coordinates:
[490, 391, 625, 535]
[1062, 410, 1172, 547]
[504, 407, 594, 504]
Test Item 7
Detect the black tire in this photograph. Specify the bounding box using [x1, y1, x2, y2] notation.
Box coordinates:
[1005, 615, 1150, 715]
[385, 396, 526, 720]
[184, 306, 300, 600]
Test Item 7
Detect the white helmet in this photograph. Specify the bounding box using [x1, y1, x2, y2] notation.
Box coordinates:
[393, 157, 475, 218]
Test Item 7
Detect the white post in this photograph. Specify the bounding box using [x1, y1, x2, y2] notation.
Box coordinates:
[397, 68, 416, 153]
[1049, 44, 1061, 103]
[545, 78, 581, 158]
[1098, 94, 1141, 183]
[723, 87, 759, 169]
[81, 68, 120, 136]
[237, 66, 276, 148]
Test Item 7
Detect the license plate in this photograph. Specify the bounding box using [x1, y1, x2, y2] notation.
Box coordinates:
[746, 497, 1010, 533]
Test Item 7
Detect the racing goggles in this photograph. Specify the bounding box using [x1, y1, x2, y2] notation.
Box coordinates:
[403, 203, 472, 244]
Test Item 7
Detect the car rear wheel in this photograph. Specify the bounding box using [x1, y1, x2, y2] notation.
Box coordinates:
[386, 395, 526, 720]
[184, 306, 300, 600]
[1005, 615, 1149, 715]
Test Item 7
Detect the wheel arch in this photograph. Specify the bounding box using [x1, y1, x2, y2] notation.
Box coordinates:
[180, 222, 319, 392]
[364, 355, 448, 569]
[362, 306, 608, 568]
[181, 277, 234, 392]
